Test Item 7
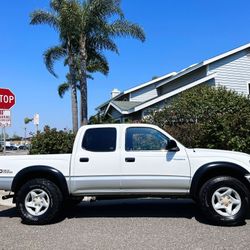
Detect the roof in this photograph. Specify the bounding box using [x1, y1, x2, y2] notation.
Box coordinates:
[132, 73, 216, 113]
[105, 73, 216, 115]
[97, 42, 250, 112]
[96, 72, 176, 110]
[156, 42, 250, 88]
[123, 72, 177, 94]
[112, 101, 142, 111]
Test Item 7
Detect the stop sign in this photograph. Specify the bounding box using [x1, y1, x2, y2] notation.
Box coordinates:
[0, 88, 16, 109]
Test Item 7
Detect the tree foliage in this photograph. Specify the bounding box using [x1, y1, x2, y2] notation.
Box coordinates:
[30, 0, 145, 130]
[30, 126, 75, 154]
[24, 117, 33, 124]
[144, 85, 250, 153]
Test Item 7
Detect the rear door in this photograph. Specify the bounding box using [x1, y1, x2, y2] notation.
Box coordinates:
[71, 126, 121, 195]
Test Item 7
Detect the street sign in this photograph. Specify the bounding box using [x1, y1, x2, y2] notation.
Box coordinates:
[0, 88, 16, 110]
[0, 109, 11, 127]
[34, 113, 39, 125]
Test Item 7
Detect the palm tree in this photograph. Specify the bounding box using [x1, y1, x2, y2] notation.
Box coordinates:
[68, 0, 146, 125]
[44, 44, 109, 114]
[30, 0, 145, 128]
[30, 0, 79, 133]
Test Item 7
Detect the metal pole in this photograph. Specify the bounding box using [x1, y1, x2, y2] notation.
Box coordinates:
[24, 127, 27, 145]
[3, 126, 6, 155]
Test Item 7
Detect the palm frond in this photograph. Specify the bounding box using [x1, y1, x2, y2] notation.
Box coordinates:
[89, 35, 119, 53]
[30, 10, 59, 29]
[87, 51, 109, 75]
[109, 20, 146, 42]
[58, 82, 70, 98]
[88, 0, 124, 19]
[50, 0, 64, 12]
[43, 46, 67, 77]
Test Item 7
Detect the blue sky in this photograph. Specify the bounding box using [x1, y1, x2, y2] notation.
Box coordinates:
[1, 0, 250, 137]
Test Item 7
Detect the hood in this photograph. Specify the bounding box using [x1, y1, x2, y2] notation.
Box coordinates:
[191, 148, 250, 158]
[186, 148, 250, 169]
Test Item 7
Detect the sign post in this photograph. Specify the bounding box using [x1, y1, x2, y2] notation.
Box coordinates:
[0, 110, 11, 155]
[34, 113, 39, 134]
[3, 126, 6, 155]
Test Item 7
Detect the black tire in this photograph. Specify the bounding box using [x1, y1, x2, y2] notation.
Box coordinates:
[199, 176, 249, 226]
[16, 178, 63, 225]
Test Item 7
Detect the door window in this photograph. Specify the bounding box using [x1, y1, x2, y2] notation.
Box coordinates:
[82, 128, 117, 152]
[125, 127, 169, 151]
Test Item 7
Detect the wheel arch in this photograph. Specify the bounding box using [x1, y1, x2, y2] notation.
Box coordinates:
[11, 166, 69, 199]
[190, 162, 250, 199]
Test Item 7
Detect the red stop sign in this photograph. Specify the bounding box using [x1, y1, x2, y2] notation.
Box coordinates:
[0, 88, 16, 109]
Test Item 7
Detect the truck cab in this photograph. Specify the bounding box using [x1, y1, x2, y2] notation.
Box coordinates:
[70, 124, 190, 196]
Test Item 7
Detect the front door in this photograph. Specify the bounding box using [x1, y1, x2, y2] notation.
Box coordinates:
[71, 126, 121, 195]
[120, 126, 190, 195]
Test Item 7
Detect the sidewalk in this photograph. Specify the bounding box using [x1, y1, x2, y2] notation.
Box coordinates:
[0, 190, 14, 207]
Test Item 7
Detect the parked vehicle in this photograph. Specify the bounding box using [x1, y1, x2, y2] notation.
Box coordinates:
[0, 124, 250, 225]
[18, 145, 28, 150]
[5, 145, 18, 151]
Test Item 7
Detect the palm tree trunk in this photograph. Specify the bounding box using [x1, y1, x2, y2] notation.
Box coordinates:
[80, 78, 88, 125]
[68, 40, 79, 133]
[70, 78, 78, 133]
[79, 35, 88, 126]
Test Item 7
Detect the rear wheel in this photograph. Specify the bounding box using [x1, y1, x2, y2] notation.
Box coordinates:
[199, 176, 249, 226]
[16, 178, 63, 225]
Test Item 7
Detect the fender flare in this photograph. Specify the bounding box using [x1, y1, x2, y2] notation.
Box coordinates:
[190, 161, 249, 198]
[11, 165, 69, 196]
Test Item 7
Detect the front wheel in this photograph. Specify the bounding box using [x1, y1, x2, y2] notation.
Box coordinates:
[199, 176, 249, 226]
[16, 178, 63, 225]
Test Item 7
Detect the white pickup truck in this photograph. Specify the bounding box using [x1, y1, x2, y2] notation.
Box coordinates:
[1, 124, 250, 225]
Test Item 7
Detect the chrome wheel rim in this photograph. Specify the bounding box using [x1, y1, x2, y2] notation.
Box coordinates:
[212, 187, 241, 217]
[25, 189, 50, 216]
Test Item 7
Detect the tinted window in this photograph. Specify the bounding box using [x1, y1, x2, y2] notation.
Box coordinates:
[125, 127, 169, 151]
[82, 128, 116, 152]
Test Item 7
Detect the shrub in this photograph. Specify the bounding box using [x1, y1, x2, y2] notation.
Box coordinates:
[30, 126, 75, 154]
[143, 85, 250, 153]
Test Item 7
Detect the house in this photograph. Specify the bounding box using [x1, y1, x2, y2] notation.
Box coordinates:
[96, 43, 250, 122]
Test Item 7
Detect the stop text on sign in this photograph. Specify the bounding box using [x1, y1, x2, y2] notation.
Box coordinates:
[0, 95, 14, 104]
[0, 88, 16, 110]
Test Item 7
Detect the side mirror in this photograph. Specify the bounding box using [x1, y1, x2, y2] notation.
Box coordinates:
[166, 140, 180, 152]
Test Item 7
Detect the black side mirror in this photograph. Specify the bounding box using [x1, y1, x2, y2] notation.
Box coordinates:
[166, 140, 180, 152]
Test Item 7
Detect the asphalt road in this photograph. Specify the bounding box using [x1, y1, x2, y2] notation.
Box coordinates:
[1, 198, 250, 250]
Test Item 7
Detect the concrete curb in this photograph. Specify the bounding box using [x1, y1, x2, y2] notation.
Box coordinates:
[0, 190, 15, 207]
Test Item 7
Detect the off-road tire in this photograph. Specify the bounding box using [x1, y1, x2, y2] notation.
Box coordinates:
[16, 178, 63, 225]
[199, 176, 249, 226]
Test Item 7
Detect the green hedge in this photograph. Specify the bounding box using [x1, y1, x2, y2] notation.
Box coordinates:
[144, 85, 250, 153]
[30, 126, 75, 154]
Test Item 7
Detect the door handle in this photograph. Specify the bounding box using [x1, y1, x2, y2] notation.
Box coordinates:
[80, 157, 89, 162]
[125, 157, 135, 162]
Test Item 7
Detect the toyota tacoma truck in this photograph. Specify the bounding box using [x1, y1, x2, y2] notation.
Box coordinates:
[1, 124, 250, 226]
